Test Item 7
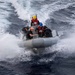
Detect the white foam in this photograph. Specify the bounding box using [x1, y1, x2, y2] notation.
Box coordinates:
[0, 33, 22, 60]
[0, 1, 21, 61]
[44, 18, 75, 57]
[0, 32, 33, 61]
[9, 0, 74, 24]
[55, 35, 75, 56]
[0, 0, 75, 59]
[0, 2, 11, 31]
[0, 0, 32, 61]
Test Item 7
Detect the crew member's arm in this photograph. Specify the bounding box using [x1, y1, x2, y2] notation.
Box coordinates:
[30, 34, 37, 37]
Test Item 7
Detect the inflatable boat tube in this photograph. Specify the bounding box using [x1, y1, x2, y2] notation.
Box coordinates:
[24, 36, 59, 48]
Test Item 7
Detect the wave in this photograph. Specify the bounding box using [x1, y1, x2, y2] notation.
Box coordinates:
[0, 0, 75, 61]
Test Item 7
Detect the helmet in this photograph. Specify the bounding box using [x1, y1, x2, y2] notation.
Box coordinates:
[25, 26, 29, 29]
[39, 22, 43, 26]
[32, 15, 37, 20]
[30, 27, 34, 31]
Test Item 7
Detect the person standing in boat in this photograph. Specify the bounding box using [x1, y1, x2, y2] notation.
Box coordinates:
[43, 26, 53, 37]
[31, 15, 39, 26]
[26, 27, 37, 40]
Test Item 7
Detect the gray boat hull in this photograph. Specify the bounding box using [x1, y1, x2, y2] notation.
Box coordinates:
[24, 37, 59, 48]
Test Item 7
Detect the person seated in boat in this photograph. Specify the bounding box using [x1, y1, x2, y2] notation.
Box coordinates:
[35, 22, 44, 37]
[22, 26, 29, 39]
[31, 15, 39, 26]
[26, 27, 37, 40]
[43, 26, 52, 37]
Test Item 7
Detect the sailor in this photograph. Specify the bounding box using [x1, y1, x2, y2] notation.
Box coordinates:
[22, 26, 29, 39]
[36, 22, 44, 37]
[43, 26, 52, 37]
[22, 26, 29, 33]
[26, 27, 37, 40]
[31, 15, 39, 26]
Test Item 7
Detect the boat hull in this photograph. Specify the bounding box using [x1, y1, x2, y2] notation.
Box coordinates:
[24, 37, 59, 48]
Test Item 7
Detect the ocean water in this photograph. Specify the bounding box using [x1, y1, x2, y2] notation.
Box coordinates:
[0, 0, 75, 75]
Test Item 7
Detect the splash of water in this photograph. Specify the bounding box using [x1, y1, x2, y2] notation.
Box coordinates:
[0, 0, 75, 61]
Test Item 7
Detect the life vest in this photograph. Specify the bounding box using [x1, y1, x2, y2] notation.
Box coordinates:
[31, 19, 39, 26]
[38, 26, 44, 34]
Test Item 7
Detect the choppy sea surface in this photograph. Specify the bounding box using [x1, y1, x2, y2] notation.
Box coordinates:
[0, 0, 75, 75]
